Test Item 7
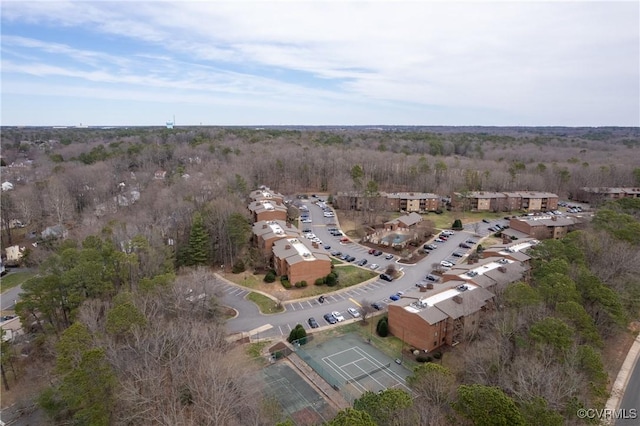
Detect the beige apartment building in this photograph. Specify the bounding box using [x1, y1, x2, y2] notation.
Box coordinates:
[452, 191, 559, 212]
[248, 199, 288, 222]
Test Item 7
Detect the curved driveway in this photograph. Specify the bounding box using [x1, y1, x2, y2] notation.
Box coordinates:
[222, 201, 508, 340]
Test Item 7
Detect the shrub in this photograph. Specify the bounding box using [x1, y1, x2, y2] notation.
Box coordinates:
[264, 270, 276, 283]
[326, 273, 338, 287]
[432, 352, 442, 359]
[281, 280, 291, 289]
[416, 355, 432, 363]
[314, 277, 325, 286]
[280, 275, 288, 282]
[287, 324, 307, 344]
[452, 219, 463, 230]
[300, 280, 308, 287]
[376, 317, 389, 337]
[232, 260, 246, 274]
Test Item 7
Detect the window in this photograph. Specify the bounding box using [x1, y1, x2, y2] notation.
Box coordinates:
[433, 341, 437, 347]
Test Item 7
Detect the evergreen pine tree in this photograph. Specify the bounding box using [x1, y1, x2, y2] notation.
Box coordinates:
[187, 212, 210, 266]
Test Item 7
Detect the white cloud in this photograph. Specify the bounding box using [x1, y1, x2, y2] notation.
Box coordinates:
[1, 0, 638, 125]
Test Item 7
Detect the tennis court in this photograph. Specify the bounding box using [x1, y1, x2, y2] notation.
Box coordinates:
[299, 332, 413, 401]
[262, 361, 337, 425]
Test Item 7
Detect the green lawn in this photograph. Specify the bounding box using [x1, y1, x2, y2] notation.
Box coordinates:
[0, 271, 36, 293]
[246, 292, 284, 314]
[223, 266, 377, 301]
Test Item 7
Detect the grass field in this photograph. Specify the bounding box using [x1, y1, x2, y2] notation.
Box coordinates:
[223, 266, 377, 302]
[247, 292, 284, 314]
[0, 271, 36, 293]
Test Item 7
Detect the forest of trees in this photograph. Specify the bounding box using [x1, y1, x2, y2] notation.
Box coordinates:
[1, 126, 639, 425]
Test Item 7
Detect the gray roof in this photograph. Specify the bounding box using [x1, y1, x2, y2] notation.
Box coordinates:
[386, 212, 423, 227]
[434, 287, 494, 319]
[247, 200, 287, 214]
[502, 191, 558, 199]
[385, 192, 439, 200]
[252, 220, 299, 239]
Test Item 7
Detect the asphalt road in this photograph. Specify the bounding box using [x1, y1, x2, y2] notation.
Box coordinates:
[616, 353, 640, 425]
[222, 200, 510, 339]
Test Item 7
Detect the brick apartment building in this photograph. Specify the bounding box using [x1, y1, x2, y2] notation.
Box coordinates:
[384, 192, 440, 212]
[248, 199, 288, 222]
[334, 191, 441, 213]
[451, 191, 559, 212]
[507, 215, 580, 240]
[248, 186, 285, 204]
[574, 187, 640, 204]
[388, 282, 495, 352]
[252, 220, 300, 255]
[272, 237, 331, 285]
[442, 256, 531, 294]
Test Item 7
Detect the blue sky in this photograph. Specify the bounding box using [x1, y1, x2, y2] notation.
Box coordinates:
[1, 1, 638, 126]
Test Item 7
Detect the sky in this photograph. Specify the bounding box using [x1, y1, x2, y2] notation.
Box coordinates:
[1, 0, 639, 127]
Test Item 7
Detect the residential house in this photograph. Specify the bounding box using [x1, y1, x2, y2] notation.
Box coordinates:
[248, 199, 288, 222]
[252, 220, 300, 255]
[272, 237, 331, 285]
[41, 225, 68, 240]
[5, 245, 26, 265]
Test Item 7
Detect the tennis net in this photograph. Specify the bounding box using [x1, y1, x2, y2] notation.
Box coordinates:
[345, 362, 391, 384]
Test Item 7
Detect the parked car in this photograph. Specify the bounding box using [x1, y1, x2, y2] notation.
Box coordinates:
[466, 239, 476, 244]
[346, 255, 356, 262]
[459, 243, 471, 249]
[379, 273, 393, 282]
[373, 250, 382, 256]
[385, 254, 394, 260]
[442, 230, 455, 236]
[426, 274, 439, 282]
[371, 302, 383, 310]
[331, 251, 342, 257]
[482, 219, 490, 223]
[488, 227, 497, 232]
[323, 245, 331, 250]
[302, 218, 312, 223]
[452, 252, 464, 257]
[434, 238, 445, 243]
[323, 313, 337, 324]
[347, 307, 360, 318]
[308, 317, 319, 328]
[389, 293, 401, 301]
[440, 260, 454, 268]
[369, 263, 379, 270]
[424, 244, 438, 250]
[332, 311, 345, 322]
[357, 258, 368, 266]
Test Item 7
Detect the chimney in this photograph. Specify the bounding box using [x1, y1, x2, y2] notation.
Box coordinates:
[285, 245, 291, 250]
[286, 222, 291, 228]
[551, 216, 557, 221]
[262, 224, 268, 229]
[276, 199, 281, 205]
[420, 286, 428, 292]
[498, 266, 506, 273]
[453, 295, 463, 304]
[467, 259, 473, 264]
[426, 283, 434, 290]
[312, 242, 318, 248]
